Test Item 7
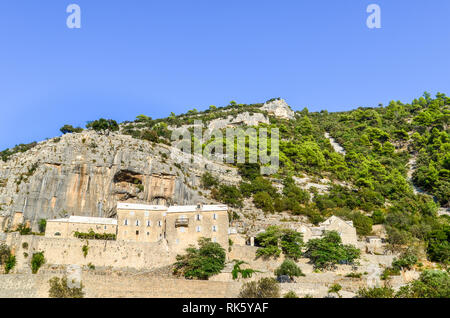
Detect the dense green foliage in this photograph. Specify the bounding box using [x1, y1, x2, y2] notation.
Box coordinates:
[357, 286, 395, 298]
[60, 125, 83, 134]
[396, 270, 450, 298]
[74, 230, 116, 241]
[274, 259, 305, 279]
[305, 231, 360, 269]
[255, 226, 304, 260]
[0, 244, 15, 274]
[173, 238, 226, 280]
[48, 276, 85, 298]
[239, 277, 280, 298]
[86, 118, 119, 133]
[31, 251, 45, 274]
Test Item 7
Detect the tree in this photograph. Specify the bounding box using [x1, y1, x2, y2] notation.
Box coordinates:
[396, 270, 450, 298]
[239, 277, 280, 298]
[48, 276, 84, 298]
[305, 231, 360, 269]
[60, 125, 83, 134]
[274, 259, 305, 280]
[86, 118, 119, 134]
[173, 238, 226, 280]
[255, 226, 304, 260]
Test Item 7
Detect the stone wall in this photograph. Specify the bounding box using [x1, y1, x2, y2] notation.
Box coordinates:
[5, 233, 176, 272]
[0, 271, 242, 298]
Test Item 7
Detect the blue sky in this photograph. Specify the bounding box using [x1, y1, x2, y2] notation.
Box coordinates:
[0, 0, 449, 150]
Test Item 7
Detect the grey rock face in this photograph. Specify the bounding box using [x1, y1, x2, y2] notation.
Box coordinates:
[261, 99, 295, 120]
[0, 131, 240, 231]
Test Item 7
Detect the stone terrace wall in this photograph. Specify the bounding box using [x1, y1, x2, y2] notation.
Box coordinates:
[0, 271, 242, 298]
[5, 233, 177, 272]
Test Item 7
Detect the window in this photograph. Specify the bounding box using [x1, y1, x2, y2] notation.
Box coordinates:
[104, 225, 107, 230]
[212, 237, 217, 243]
[196, 214, 201, 221]
[146, 220, 151, 227]
[144, 211, 149, 217]
[158, 221, 162, 227]
[213, 213, 217, 220]
[146, 232, 150, 236]
[55, 232, 61, 236]
[130, 211, 135, 216]
[136, 230, 139, 235]
[212, 225, 218, 232]
[196, 226, 201, 233]
[136, 220, 140, 226]
[180, 227, 185, 233]
[124, 219, 128, 226]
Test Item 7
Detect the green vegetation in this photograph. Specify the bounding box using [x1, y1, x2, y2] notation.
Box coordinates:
[274, 259, 305, 279]
[328, 284, 342, 298]
[173, 238, 226, 280]
[381, 252, 418, 280]
[38, 219, 47, 234]
[82, 243, 89, 258]
[1, 245, 16, 274]
[359, 270, 450, 298]
[48, 276, 85, 298]
[283, 291, 299, 298]
[60, 125, 83, 134]
[255, 226, 304, 260]
[0, 142, 37, 162]
[86, 118, 119, 133]
[304, 231, 360, 269]
[396, 270, 450, 298]
[239, 277, 280, 298]
[74, 230, 116, 241]
[31, 251, 45, 274]
[231, 260, 259, 280]
[357, 286, 395, 298]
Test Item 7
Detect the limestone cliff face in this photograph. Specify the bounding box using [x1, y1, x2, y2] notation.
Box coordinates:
[0, 131, 240, 231]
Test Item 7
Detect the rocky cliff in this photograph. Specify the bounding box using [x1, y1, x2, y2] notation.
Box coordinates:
[0, 130, 240, 231]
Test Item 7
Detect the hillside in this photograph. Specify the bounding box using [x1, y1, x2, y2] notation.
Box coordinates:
[0, 93, 449, 264]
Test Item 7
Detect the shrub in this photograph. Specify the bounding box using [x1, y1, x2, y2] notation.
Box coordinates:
[4, 255, 16, 274]
[328, 284, 342, 297]
[201, 172, 219, 189]
[38, 219, 47, 233]
[357, 286, 395, 298]
[0, 244, 11, 266]
[22, 242, 29, 249]
[283, 291, 299, 298]
[274, 259, 305, 279]
[239, 278, 280, 298]
[48, 276, 85, 298]
[173, 238, 226, 280]
[31, 252, 45, 274]
[82, 244, 89, 258]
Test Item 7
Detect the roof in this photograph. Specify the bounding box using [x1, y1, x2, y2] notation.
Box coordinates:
[167, 205, 228, 213]
[48, 216, 117, 225]
[117, 202, 167, 211]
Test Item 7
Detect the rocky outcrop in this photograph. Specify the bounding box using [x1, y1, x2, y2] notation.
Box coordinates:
[0, 131, 240, 231]
[261, 99, 295, 120]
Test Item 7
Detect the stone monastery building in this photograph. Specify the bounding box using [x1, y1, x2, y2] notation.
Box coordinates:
[46, 202, 230, 251]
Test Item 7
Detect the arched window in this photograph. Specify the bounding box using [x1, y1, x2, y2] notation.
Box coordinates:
[136, 220, 140, 226]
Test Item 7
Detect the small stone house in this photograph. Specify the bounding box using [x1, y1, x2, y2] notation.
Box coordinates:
[297, 216, 358, 246]
[45, 216, 118, 238]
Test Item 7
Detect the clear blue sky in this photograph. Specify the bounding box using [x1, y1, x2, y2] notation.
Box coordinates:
[0, 0, 449, 150]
